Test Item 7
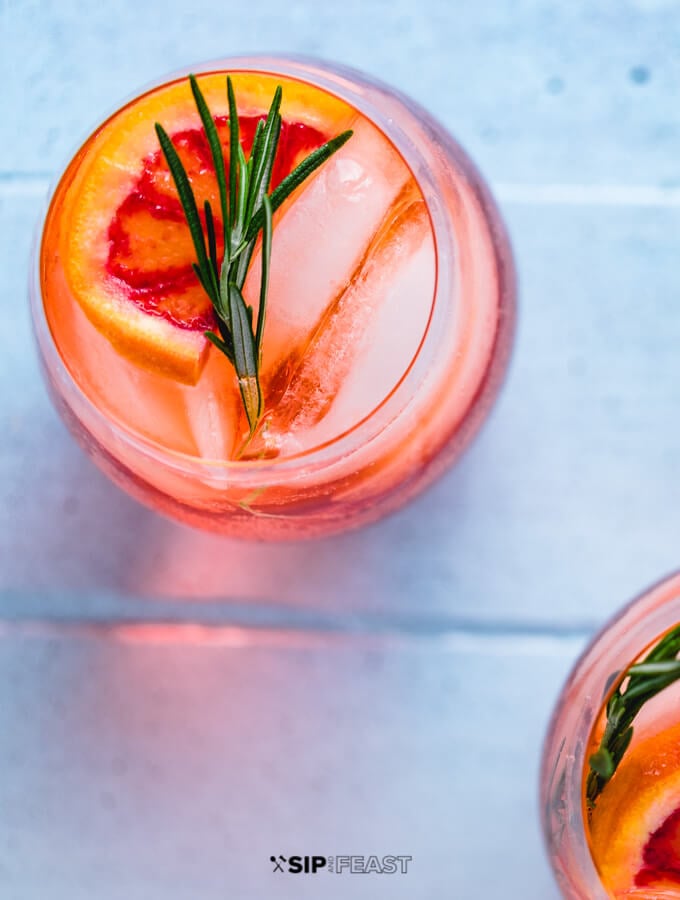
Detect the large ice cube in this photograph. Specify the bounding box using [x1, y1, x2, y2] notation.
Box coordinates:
[244, 115, 410, 400]
[251, 184, 436, 457]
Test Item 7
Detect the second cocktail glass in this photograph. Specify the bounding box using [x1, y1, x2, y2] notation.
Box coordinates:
[542, 572, 680, 898]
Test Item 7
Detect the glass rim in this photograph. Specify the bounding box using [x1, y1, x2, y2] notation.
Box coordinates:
[32, 53, 513, 482]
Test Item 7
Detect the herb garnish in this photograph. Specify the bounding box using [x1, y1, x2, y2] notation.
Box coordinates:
[587, 623, 680, 809]
[155, 74, 353, 434]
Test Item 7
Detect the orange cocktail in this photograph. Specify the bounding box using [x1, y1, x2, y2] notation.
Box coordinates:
[34, 57, 514, 538]
[542, 573, 680, 898]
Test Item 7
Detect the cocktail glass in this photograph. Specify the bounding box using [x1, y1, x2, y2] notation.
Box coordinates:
[541, 571, 680, 898]
[32, 55, 515, 539]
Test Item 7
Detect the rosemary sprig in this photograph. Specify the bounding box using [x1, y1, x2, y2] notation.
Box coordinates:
[586, 623, 680, 809]
[155, 74, 353, 434]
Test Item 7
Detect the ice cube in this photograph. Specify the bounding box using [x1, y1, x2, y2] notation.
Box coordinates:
[56, 288, 199, 455]
[181, 349, 241, 463]
[244, 115, 410, 400]
[253, 184, 435, 456]
[53, 281, 242, 463]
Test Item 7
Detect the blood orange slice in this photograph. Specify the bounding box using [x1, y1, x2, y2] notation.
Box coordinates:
[45, 72, 356, 384]
[589, 720, 680, 896]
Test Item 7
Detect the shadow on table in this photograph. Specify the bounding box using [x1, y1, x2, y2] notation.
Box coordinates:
[0, 408, 509, 623]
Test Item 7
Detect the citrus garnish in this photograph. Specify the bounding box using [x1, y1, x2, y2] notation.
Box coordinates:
[59, 72, 354, 429]
[590, 721, 680, 896]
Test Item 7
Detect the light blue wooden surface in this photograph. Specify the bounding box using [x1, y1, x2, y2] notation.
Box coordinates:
[2, 1, 680, 897]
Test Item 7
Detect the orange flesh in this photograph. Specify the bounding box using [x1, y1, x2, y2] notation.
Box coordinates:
[638, 806, 680, 888]
[105, 115, 328, 331]
[589, 716, 680, 896]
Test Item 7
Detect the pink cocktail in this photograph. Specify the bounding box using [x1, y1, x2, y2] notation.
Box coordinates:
[34, 56, 515, 538]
